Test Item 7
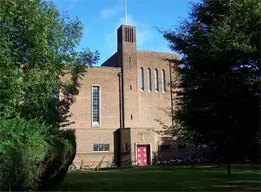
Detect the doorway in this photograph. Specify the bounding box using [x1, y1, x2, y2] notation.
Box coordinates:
[136, 144, 151, 166]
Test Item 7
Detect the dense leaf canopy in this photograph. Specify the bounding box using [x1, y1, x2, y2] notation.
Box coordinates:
[0, 0, 99, 127]
[161, 0, 260, 166]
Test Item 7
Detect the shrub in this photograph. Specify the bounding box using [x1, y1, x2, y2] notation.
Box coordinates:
[38, 129, 76, 191]
[0, 116, 76, 191]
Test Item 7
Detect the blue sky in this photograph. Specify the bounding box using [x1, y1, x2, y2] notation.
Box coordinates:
[52, 0, 201, 65]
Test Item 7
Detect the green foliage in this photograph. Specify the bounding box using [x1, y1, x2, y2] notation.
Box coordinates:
[0, 0, 99, 127]
[160, 0, 261, 173]
[38, 129, 77, 191]
[0, 0, 97, 190]
[0, 116, 76, 191]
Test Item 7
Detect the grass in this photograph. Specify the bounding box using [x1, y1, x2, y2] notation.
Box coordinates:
[55, 164, 261, 191]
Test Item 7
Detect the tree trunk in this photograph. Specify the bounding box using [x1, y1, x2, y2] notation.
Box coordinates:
[216, 147, 224, 167]
[225, 146, 232, 176]
[227, 160, 231, 176]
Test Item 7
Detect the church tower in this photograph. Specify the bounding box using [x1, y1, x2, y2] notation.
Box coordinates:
[117, 25, 139, 128]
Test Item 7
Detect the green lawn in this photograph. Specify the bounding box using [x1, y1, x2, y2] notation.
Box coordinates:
[55, 164, 261, 191]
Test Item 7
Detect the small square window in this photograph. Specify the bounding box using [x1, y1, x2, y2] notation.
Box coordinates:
[159, 145, 170, 152]
[93, 144, 109, 152]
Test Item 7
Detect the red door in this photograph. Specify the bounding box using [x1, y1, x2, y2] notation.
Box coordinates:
[137, 145, 148, 166]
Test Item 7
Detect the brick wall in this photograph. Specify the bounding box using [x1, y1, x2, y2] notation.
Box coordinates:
[64, 24, 183, 168]
[68, 66, 121, 129]
[73, 129, 117, 168]
[65, 67, 121, 169]
[136, 50, 179, 129]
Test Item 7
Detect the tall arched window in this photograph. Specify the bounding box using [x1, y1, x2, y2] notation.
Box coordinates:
[140, 67, 144, 91]
[161, 69, 166, 92]
[147, 68, 151, 92]
[154, 68, 159, 92]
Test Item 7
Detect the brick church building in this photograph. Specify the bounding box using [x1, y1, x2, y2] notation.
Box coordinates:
[66, 24, 210, 168]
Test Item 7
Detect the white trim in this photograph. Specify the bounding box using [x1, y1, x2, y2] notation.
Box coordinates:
[134, 143, 153, 166]
[91, 84, 101, 128]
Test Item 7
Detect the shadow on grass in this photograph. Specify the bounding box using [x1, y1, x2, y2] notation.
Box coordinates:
[98, 166, 133, 171]
[55, 164, 261, 191]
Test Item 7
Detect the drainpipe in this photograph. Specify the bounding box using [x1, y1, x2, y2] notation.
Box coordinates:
[118, 70, 124, 128]
[169, 61, 174, 129]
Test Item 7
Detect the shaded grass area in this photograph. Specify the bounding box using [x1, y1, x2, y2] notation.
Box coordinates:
[55, 164, 261, 191]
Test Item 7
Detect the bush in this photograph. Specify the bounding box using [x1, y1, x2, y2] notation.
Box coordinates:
[38, 128, 76, 191]
[0, 116, 76, 191]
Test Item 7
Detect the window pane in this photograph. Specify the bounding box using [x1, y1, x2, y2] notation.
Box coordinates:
[93, 144, 98, 151]
[104, 144, 109, 151]
[93, 144, 109, 152]
[98, 144, 103, 151]
[92, 86, 100, 123]
[162, 69, 166, 92]
[154, 69, 159, 91]
[159, 145, 170, 151]
[140, 67, 144, 91]
[147, 68, 151, 91]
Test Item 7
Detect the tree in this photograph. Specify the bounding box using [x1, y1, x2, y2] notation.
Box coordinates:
[0, 0, 99, 127]
[0, 0, 99, 190]
[160, 0, 260, 175]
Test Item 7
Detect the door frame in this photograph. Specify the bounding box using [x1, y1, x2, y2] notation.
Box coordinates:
[134, 143, 152, 166]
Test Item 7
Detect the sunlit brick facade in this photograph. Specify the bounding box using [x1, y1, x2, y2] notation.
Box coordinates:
[66, 25, 214, 168]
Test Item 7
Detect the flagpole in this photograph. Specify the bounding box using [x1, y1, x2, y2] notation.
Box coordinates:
[124, 0, 127, 25]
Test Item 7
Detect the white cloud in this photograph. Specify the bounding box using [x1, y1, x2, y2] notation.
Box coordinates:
[99, 3, 122, 20]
